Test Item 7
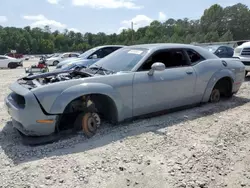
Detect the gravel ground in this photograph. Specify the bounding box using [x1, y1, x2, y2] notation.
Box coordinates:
[0, 60, 250, 188]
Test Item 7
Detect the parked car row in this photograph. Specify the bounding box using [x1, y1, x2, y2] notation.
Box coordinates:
[198, 43, 250, 77]
[0, 55, 23, 68]
[4, 43, 245, 145]
[202, 45, 234, 58]
[45, 52, 81, 66]
[55, 45, 125, 70]
[232, 41, 250, 76]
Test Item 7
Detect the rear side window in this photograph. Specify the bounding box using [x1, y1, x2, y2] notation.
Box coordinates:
[113, 47, 122, 51]
[70, 53, 79, 57]
[0, 56, 7, 59]
[63, 53, 69, 58]
[186, 49, 204, 65]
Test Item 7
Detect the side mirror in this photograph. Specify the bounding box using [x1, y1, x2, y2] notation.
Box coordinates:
[91, 54, 98, 59]
[148, 62, 165, 76]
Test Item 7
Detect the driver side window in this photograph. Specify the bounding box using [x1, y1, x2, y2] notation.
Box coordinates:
[63, 54, 69, 58]
[89, 49, 104, 59]
[139, 49, 189, 71]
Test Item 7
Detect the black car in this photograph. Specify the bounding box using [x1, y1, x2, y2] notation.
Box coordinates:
[203, 45, 234, 58]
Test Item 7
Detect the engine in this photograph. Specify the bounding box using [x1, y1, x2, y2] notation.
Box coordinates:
[21, 69, 92, 87]
[44, 73, 83, 84]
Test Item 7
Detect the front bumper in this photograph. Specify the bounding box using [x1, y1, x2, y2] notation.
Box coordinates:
[234, 56, 250, 71]
[241, 61, 250, 71]
[18, 61, 23, 67]
[4, 82, 57, 136]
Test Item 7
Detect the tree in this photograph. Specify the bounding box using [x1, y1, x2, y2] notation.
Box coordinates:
[220, 30, 234, 42]
[0, 2, 249, 54]
[18, 38, 30, 54]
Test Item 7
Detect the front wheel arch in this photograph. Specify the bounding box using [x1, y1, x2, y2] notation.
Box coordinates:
[8, 62, 18, 69]
[57, 94, 119, 132]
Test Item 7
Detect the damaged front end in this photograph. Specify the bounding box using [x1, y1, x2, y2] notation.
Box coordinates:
[19, 69, 93, 89]
[5, 69, 95, 144]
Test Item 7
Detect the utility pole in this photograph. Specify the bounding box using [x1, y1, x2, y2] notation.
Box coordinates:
[131, 21, 134, 45]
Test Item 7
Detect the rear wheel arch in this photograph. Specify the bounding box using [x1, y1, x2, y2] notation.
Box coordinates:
[209, 77, 233, 102]
[202, 71, 235, 102]
[213, 77, 233, 94]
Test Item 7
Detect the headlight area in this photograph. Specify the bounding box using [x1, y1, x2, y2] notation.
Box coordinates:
[9, 92, 26, 109]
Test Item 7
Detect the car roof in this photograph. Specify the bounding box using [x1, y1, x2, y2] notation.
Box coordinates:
[205, 45, 233, 49]
[97, 45, 126, 48]
[127, 43, 203, 50]
[62, 52, 80, 55]
[124, 43, 218, 60]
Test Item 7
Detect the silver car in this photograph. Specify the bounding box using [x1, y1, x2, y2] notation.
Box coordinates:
[5, 43, 245, 142]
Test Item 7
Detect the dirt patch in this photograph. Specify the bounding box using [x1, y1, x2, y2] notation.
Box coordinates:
[0, 62, 249, 188]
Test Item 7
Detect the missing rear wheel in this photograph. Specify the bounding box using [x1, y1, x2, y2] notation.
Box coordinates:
[210, 88, 220, 103]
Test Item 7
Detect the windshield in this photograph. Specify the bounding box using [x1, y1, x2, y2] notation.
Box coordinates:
[203, 46, 219, 53]
[89, 48, 148, 72]
[79, 47, 99, 58]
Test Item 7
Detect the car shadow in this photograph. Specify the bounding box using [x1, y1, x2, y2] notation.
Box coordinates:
[0, 95, 250, 165]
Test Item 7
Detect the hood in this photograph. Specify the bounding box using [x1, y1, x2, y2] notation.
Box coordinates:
[7, 56, 16, 60]
[59, 58, 80, 64]
[22, 69, 73, 80]
[74, 59, 98, 67]
[238, 41, 250, 48]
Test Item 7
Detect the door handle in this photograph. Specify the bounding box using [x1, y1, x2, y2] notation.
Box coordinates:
[186, 71, 193, 75]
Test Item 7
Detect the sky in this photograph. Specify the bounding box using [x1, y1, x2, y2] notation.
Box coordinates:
[0, 0, 249, 34]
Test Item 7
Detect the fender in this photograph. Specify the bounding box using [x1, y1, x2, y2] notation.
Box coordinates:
[49, 82, 124, 121]
[201, 69, 235, 102]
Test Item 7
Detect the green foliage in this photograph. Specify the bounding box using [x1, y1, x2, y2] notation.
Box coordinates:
[0, 3, 250, 54]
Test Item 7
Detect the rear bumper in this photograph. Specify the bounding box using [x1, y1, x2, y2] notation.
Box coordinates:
[4, 84, 57, 136]
[242, 64, 250, 71]
[232, 81, 242, 93]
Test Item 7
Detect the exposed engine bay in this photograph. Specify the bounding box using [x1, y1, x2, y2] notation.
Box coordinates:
[18, 70, 93, 88]
[42, 72, 87, 84]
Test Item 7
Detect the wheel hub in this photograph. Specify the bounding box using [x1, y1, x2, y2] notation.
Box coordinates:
[86, 113, 101, 133]
[211, 89, 220, 102]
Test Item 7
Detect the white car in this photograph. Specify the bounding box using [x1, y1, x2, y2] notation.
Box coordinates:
[233, 41, 250, 76]
[0, 55, 23, 69]
[45, 52, 80, 66]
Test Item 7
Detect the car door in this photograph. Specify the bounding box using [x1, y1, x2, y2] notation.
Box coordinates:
[132, 49, 197, 117]
[0, 56, 9, 68]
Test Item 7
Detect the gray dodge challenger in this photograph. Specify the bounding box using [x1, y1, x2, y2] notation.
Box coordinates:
[5, 43, 245, 141]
